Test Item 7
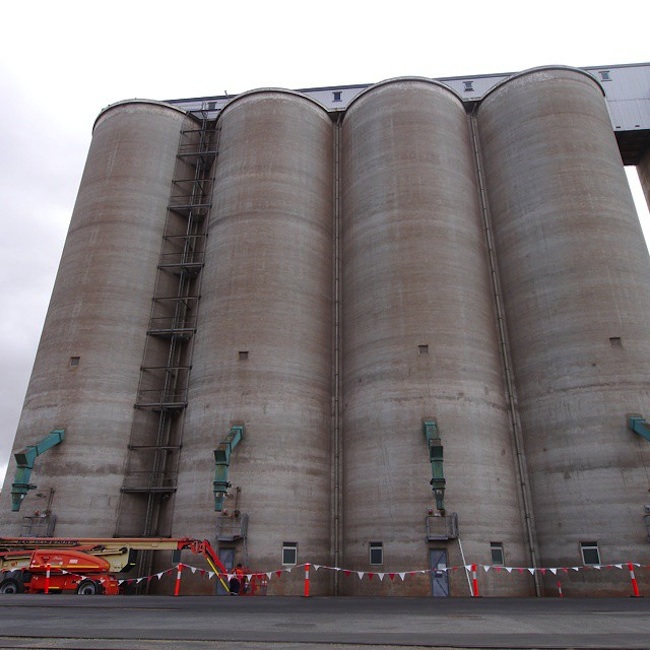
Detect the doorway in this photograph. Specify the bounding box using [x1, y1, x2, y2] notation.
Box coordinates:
[429, 548, 449, 597]
[217, 547, 235, 595]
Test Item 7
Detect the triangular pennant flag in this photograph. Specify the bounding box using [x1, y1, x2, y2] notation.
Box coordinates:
[506, 567, 513, 574]
[539, 569, 547, 575]
[368, 572, 375, 580]
[464, 565, 472, 571]
[208, 572, 215, 579]
[571, 567, 580, 571]
[266, 572, 273, 580]
[313, 565, 321, 571]
[550, 568, 557, 575]
[527, 568, 535, 575]
[399, 572, 406, 581]
[286, 568, 292, 573]
[357, 572, 365, 579]
[137, 578, 145, 584]
[343, 570, 351, 577]
[378, 573, 384, 581]
[593, 565, 602, 570]
[483, 565, 490, 572]
[246, 574, 252, 581]
[389, 573, 396, 581]
[190, 567, 197, 574]
[615, 564, 623, 569]
[275, 571, 282, 577]
[156, 572, 164, 580]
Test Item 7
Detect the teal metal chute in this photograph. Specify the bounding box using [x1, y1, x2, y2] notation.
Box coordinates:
[423, 419, 446, 513]
[213, 425, 244, 511]
[11, 429, 65, 512]
[628, 414, 650, 442]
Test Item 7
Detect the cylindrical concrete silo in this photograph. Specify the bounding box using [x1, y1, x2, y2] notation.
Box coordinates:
[0, 101, 192, 535]
[174, 90, 334, 594]
[477, 67, 650, 594]
[341, 79, 532, 596]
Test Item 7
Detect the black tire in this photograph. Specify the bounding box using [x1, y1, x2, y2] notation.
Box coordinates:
[0, 579, 22, 594]
[76, 579, 101, 595]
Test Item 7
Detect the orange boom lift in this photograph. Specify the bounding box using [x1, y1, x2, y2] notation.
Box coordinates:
[0, 537, 230, 595]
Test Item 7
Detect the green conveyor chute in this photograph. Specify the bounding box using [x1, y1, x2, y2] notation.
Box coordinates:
[11, 429, 65, 512]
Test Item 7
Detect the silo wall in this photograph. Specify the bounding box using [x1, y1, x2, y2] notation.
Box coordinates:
[341, 79, 532, 597]
[173, 91, 334, 595]
[0, 101, 190, 535]
[477, 68, 650, 595]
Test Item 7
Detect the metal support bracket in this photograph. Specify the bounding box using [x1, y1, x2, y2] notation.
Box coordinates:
[628, 414, 650, 442]
[11, 429, 65, 512]
[423, 419, 446, 512]
[213, 425, 244, 511]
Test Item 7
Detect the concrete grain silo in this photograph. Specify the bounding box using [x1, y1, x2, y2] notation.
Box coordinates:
[340, 79, 532, 596]
[477, 67, 650, 594]
[173, 91, 334, 595]
[2, 62, 650, 598]
[0, 100, 192, 536]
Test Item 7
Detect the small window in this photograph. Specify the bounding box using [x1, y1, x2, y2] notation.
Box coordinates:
[598, 70, 611, 82]
[580, 541, 601, 565]
[418, 344, 429, 355]
[369, 541, 383, 565]
[490, 542, 505, 566]
[463, 80, 474, 92]
[238, 351, 249, 361]
[609, 337, 622, 347]
[282, 542, 297, 566]
[332, 91, 342, 102]
[70, 356, 80, 367]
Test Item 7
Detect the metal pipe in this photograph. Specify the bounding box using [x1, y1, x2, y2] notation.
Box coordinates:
[331, 113, 343, 594]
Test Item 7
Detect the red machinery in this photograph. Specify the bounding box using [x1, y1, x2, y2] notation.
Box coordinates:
[0, 537, 231, 595]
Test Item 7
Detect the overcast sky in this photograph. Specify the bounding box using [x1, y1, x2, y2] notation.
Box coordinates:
[1, 0, 649, 485]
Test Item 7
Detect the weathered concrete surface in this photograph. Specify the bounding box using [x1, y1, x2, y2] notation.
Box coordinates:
[176, 91, 334, 595]
[478, 67, 650, 594]
[0, 102, 192, 536]
[1, 595, 650, 649]
[341, 79, 530, 597]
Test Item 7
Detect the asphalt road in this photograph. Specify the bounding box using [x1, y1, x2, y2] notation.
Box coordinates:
[0, 595, 648, 650]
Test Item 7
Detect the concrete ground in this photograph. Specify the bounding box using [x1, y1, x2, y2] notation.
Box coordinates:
[0, 595, 649, 649]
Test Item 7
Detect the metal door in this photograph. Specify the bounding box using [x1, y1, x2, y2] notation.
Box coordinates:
[217, 548, 235, 595]
[429, 548, 449, 597]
